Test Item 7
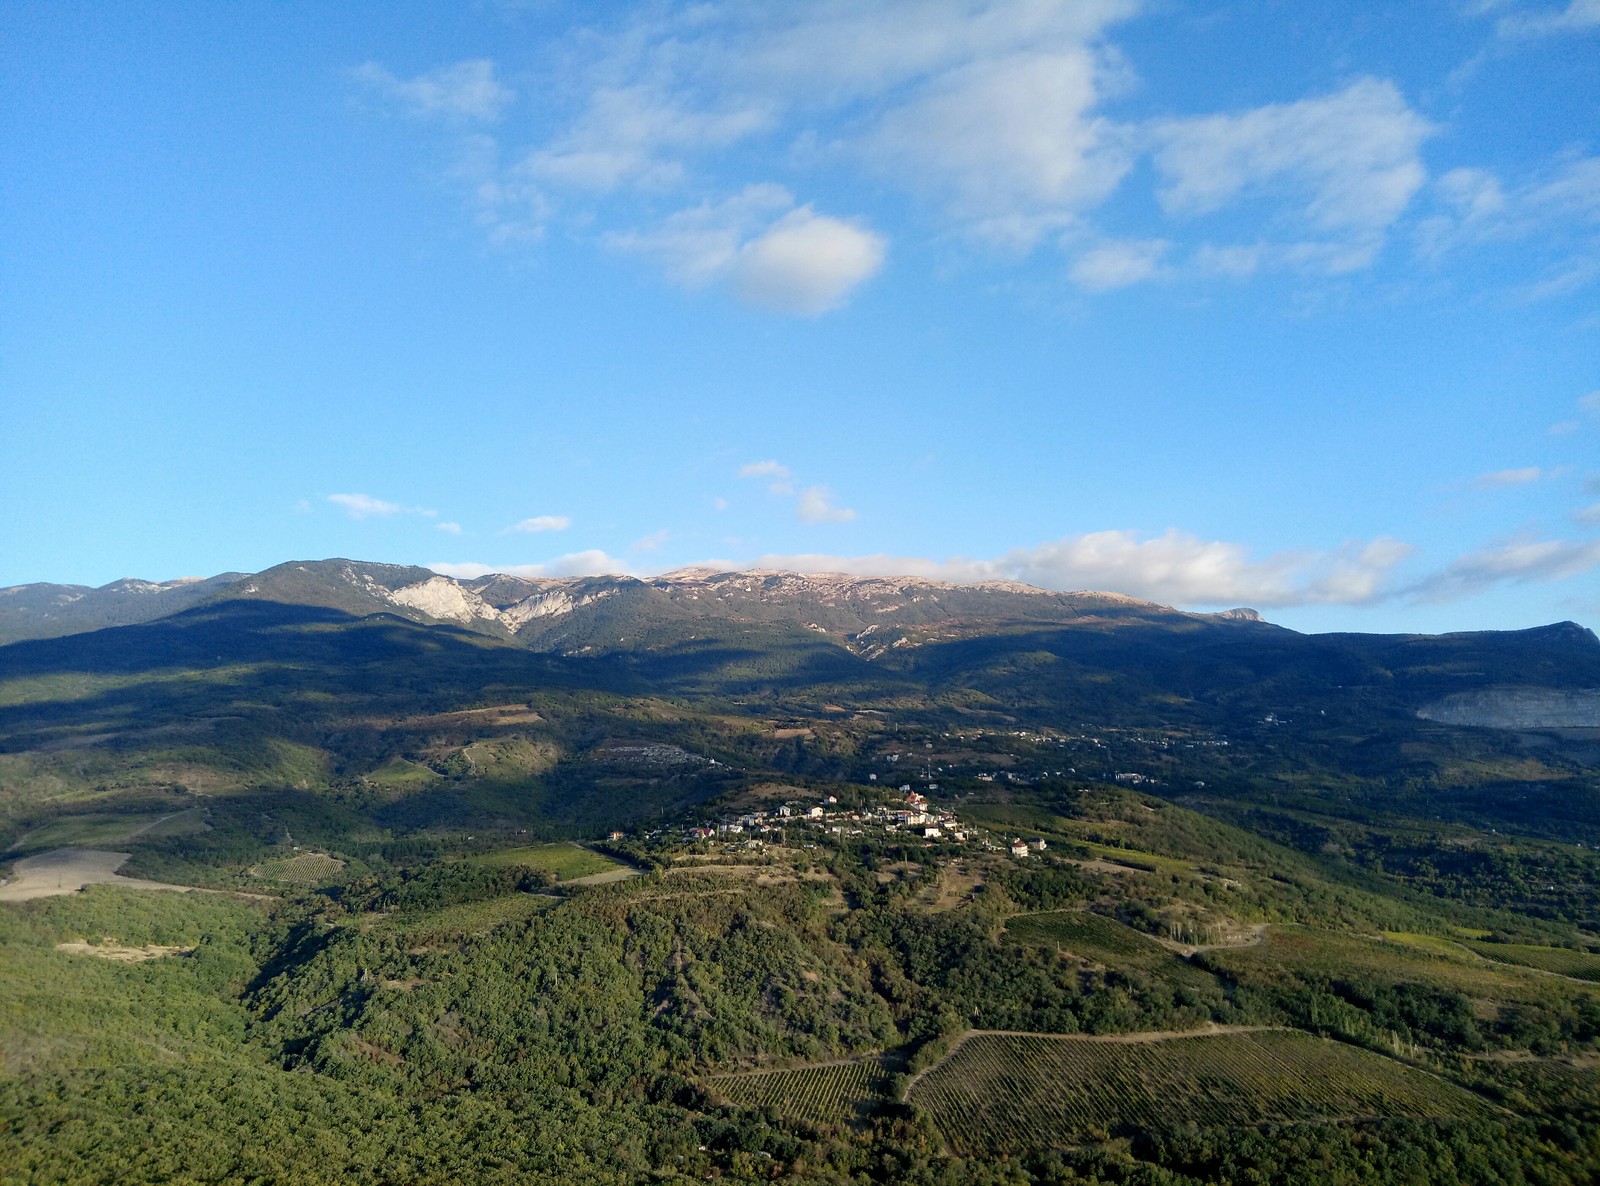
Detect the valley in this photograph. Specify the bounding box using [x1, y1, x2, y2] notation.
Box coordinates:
[2, 562, 1599, 1184]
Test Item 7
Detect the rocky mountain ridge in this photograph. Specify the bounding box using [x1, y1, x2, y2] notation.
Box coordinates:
[0, 558, 1260, 650]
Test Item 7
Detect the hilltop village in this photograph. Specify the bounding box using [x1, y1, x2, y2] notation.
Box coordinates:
[667, 788, 1047, 860]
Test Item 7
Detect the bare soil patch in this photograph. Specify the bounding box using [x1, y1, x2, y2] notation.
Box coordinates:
[1155, 923, 1270, 957]
[54, 941, 193, 963]
[0, 848, 202, 902]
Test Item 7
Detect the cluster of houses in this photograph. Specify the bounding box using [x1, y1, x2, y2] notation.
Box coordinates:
[671, 789, 1060, 863]
[681, 789, 978, 847]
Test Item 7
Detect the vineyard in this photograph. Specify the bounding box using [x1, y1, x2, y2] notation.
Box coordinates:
[708, 1059, 892, 1127]
[468, 842, 621, 882]
[386, 891, 555, 938]
[909, 1029, 1494, 1156]
[250, 851, 346, 885]
[1462, 941, 1600, 982]
[1005, 910, 1214, 988]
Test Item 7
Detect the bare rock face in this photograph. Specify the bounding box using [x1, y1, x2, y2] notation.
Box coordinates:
[1418, 688, 1600, 729]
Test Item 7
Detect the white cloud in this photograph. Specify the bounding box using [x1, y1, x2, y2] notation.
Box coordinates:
[795, 486, 857, 524]
[1069, 238, 1170, 290]
[1151, 79, 1432, 238]
[632, 529, 669, 551]
[729, 530, 1414, 607]
[738, 458, 795, 494]
[1190, 243, 1265, 278]
[1572, 504, 1600, 527]
[525, 86, 770, 192]
[507, 515, 571, 533]
[1498, 0, 1600, 36]
[362, 5, 1597, 299]
[731, 208, 887, 314]
[354, 59, 514, 122]
[447, 133, 552, 245]
[1417, 156, 1600, 291]
[1146, 78, 1434, 277]
[739, 461, 856, 522]
[328, 493, 402, 519]
[607, 186, 884, 313]
[1470, 466, 1546, 488]
[1411, 535, 1600, 602]
[863, 47, 1134, 243]
[428, 550, 634, 580]
[1583, 390, 1600, 416]
[437, 521, 463, 535]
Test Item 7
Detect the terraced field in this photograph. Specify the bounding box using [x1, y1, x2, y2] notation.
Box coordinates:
[909, 1030, 1494, 1156]
[1461, 941, 1600, 982]
[709, 1059, 892, 1127]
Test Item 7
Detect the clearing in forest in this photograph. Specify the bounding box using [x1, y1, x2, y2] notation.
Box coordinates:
[708, 1058, 893, 1126]
[468, 842, 622, 882]
[385, 891, 556, 938]
[1460, 941, 1600, 983]
[909, 1029, 1496, 1156]
[251, 851, 347, 885]
[1005, 910, 1216, 989]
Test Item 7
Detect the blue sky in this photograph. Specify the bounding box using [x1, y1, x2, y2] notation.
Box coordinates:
[2, 0, 1597, 634]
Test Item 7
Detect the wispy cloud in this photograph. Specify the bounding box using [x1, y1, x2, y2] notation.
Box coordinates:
[354, 59, 515, 122]
[329, 493, 401, 519]
[738, 458, 795, 494]
[1409, 535, 1600, 602]
[1418, 155, 1600, 296]
[796, 486, 857, 524]
[327, 493, 438, 521]
[739, 460, 856, 523]
[1497, 0, 1600, 37]
[506, 515, 571, 534]
[1151, 78, 1433, 275]
[1069, 238, 1170, 290]
[1470, 465, 1547, 488]
[437, 521, 463, 535]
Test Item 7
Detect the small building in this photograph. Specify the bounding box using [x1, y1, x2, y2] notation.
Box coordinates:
[1030, 838, 1047, 852]
[608, 830, 624, 841]
[921, 825, 943, 839]
[1009, 840, 1030, 858]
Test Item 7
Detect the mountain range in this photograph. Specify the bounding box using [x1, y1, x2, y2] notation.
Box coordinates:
[0, 557, 1264, 651]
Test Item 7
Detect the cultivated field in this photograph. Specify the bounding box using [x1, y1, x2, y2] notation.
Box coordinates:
[251, 852, 347, 885]
[0, 847, 200, 901]
[386, 892, 555, 938]
[1462, 941, 1600, 982]
[909, 1029, 1493, 1156]
[9, 808, 208, 852]
[469, 842, 622, 882]
[1005, 910, 1215, 988]
[709, 1059, 892, 1126]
